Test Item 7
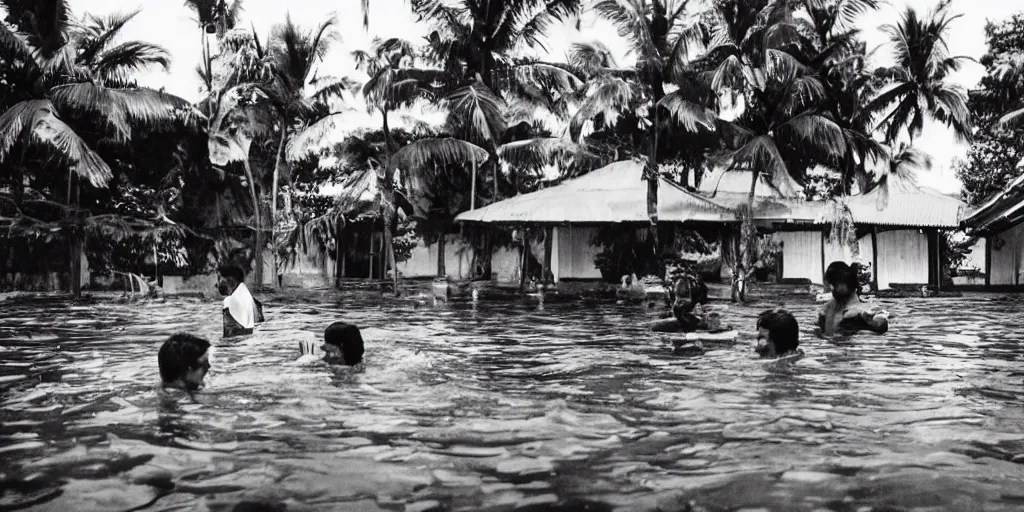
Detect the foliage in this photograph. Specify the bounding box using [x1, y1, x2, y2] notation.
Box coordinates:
[954, 13, 1024, 207]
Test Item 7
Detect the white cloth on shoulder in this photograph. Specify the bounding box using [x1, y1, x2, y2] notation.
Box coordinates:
[223, 283, 257, 329]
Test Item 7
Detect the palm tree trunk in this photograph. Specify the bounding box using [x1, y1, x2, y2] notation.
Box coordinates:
[242, 159, 264, 288]
[69, 177, 83, 299]
[381, 111, 400, 296]
[270, 130, 287, 290]
[437, 235, 446, 277]
[733, 170, 760, 303]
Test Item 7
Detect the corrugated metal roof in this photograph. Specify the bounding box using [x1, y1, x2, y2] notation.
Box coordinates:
[455, 160, 736, 224]
[455, 163, 963, 228]
[839, 183, 964, 228]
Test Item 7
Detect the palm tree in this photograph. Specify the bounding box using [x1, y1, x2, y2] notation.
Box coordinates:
[689, 0, 850, 300]
[357, 0, 588, 279]
[0, 0, 197, 296]
[211, 15, 353, 289]
[867, 0, 972, 145]
[571, 0, 713, 236]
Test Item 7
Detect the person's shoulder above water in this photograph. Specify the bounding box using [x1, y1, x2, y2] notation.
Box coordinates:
[158, 333, 211, 392]
[819, 261, 889, 336]
[296, 321, 366, 367]
[217, 262, 261, 337]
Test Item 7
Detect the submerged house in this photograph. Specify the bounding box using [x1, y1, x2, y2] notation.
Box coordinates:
[453, 160, 737, 283]
[960, 172, 1024, 289]
[451, 160, 965, 291]
[699, 169, 965, 290]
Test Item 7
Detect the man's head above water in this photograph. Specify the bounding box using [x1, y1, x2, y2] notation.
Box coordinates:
[322, 322, 364, 366]
[755, 308, 799, 358]
[217, 263, 245, 296]
[824, 261, 859, 300]
[158, 333, 211, 390]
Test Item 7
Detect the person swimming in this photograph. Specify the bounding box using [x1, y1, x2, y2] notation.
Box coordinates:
[650, 268, 711, 333]
[321, 322, 364, 366]
[755, 308, 800, 358]
[818, 261, 888, 336]
[158, 333, 211, 391]
[218, 263, 265, 338]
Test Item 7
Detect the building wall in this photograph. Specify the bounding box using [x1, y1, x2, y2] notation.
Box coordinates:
[551, 226, 603, 280]
[778, 231, 823, 283]
[396, 236, 534, 283]
[778, 229, 913, 289]
[989, 223, 1024, 285]
[875, 229, 929, 288]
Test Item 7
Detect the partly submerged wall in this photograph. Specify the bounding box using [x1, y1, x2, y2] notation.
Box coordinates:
[777, 228, 929, 289]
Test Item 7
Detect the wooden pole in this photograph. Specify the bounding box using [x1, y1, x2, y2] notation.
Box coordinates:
[871, 226, 879, 292]
[519, 229, 528, 291]
[935, 229, 942, 292]
[984, 235, 992, 288]
[819, 228, 826, 288]
[543, 226, 553, 285]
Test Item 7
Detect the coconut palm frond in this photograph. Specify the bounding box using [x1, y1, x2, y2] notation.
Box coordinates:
[568, 41, 617, 77]
[0, 99, 113, 187]
[657, 91, 718, 132]
[391, 137, 489, 173]
[446, 79, 506, 146]
[498, 137, 592, 172]
[779, 113, 847, 160]
[568, 75, 636, 141]
[286, 111, 350, 162]
[91, 41, 172, 85]
[49, 83, 196, 140]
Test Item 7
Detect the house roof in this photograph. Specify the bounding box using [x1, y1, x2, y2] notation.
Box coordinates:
[841, 180, 964, 228]
[961, 170, 1024, 233]
[455, 160, 735, 224]
[455, 163, 964, 229]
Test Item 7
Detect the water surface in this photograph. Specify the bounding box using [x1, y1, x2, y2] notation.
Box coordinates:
[2, 290, 1024, 511]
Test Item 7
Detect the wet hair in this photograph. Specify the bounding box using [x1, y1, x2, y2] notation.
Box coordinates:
[324, 322, 364, 366]
[158, 333, 211, 384]
[824, 261, 859, 294]
[756, 308, 799, 354]
[218, 263, 245, 283]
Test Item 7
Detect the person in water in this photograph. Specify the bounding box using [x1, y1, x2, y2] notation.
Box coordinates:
[322, 321, 364, 366]
[818, 261, 888, 336]
[158, 333, 211, 391]
[755, 308, 800, 358]
[217, 263, 265, 338]
[651, 268, 710, 333]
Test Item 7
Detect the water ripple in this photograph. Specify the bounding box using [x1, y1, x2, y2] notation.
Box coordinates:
[1, 290, 1024, 511]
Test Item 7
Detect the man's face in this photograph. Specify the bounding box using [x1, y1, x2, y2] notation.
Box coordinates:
[320, 343, 345, 364]
[217, 276, 238, 296]
[755, 327, 778, 358]
[831, 281, 852, 300]
[184, 352, 210, 390]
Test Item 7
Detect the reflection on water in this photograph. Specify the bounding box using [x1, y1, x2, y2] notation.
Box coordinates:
[2, 291, 1024, 511]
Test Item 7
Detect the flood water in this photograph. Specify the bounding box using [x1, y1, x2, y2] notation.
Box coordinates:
[2, 289, 1024, 511]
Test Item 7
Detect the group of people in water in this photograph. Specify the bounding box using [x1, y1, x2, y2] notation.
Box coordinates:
[155, 259, 889, 392]
[654, 260, 890, 359]
[156, 263, 365, 392]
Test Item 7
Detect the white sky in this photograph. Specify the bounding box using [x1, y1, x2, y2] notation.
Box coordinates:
[67, 0, 1024, 194]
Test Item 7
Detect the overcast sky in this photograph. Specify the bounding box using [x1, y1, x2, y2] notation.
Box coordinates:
[66, 0, 1024, 194]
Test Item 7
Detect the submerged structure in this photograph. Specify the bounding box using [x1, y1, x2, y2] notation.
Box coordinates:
[450, 160, 964, 291]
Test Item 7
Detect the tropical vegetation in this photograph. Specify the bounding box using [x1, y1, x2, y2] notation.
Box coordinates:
[0, 0, 985, 300]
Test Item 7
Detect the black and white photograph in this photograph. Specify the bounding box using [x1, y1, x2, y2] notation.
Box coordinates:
[2, 0, 1024, 510]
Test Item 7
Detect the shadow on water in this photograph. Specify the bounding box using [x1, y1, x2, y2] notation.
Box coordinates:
[2, 290, 1024, 511]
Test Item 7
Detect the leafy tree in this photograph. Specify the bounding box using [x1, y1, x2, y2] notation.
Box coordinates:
[956, 13, 1024, 207]
[0, 0, 198, 296]
[867, 0, 972, 145]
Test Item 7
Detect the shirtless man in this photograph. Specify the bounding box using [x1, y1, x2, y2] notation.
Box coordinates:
[650, 268, 711, 333]
[818, 261, 888, 336]
[217, 263, 265, 338]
